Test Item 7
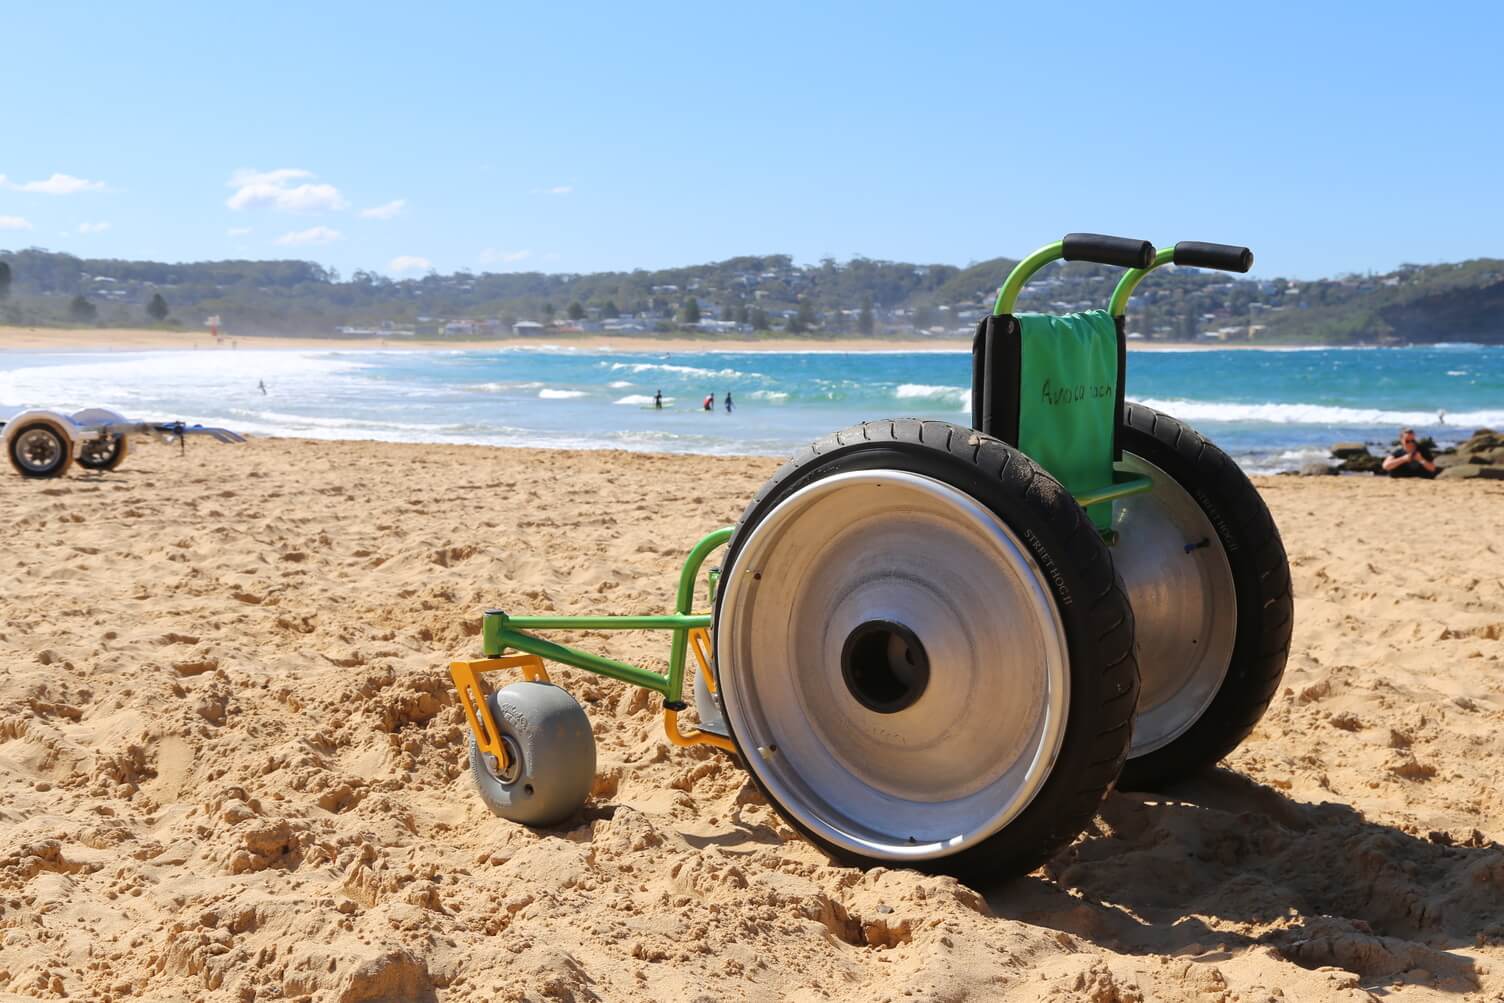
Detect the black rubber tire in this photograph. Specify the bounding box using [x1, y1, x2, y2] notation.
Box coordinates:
[1116, 404, 1293, 790]
[714, 418, 1139, 882]
[77, 434, 128, 472]
[8, 420, 73, 479]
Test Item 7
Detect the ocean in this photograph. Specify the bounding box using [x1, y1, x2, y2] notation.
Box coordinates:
[1, 343, 1499, 473]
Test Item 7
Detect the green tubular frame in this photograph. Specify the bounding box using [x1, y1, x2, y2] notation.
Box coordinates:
[1108, 247, 1175, 318]
[479, 527, 732, 702]
[992, 239, 1153, 509]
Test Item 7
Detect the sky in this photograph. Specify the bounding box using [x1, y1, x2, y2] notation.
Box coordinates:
[2, 2, 1501, 281]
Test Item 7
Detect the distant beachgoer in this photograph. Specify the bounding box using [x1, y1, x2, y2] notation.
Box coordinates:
[1382, 428, 1438, 479]
[654, 389, 663, 410]
[258, 380, 267, 396]
[724, 392, 734, 413]
[702, 394, 714, 412]
[1438, 409, 1446, 425]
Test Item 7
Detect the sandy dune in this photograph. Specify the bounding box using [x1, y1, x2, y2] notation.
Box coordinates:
[1, 436, 1501, 1002]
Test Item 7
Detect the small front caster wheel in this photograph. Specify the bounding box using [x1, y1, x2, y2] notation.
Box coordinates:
[467, 681, 596, 827]
[78, 434, 128, 472]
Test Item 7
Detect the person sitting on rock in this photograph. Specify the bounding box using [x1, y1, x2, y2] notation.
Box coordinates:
[1382, 428, 1439, 479]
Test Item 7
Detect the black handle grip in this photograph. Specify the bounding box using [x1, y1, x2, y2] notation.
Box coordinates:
[1173, 241, 1253, 273]
[1061, 233, 1156, 269]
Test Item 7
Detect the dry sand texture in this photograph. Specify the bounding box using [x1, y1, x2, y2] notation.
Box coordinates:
[1, 436, 1502, 1002]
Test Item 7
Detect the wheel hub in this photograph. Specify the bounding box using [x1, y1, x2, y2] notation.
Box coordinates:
[17, 428, 63, 472]
[1113, 452, 1238, 758]
[840, 619, 929, 714]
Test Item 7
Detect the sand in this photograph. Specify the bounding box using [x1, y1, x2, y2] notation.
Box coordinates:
[0, 325, 1267, 355]
[1, 435, 1501, 1002]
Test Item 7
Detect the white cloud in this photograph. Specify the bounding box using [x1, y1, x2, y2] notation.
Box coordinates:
[0, 215, 33, 231]
[359, 199, 406, 220]
[274, 226, 342, 246]
[226, 167, 347, 213]
[0, 173, 108, 195]
[388, 255, 432, 274]
[538, 185, 572, 195]
[227, 227, 253, 237]
[479, 248, 532, 265]
[77, 221, 111, 234]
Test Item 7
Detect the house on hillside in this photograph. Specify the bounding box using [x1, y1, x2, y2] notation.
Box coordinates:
[512, 321, 546, 336]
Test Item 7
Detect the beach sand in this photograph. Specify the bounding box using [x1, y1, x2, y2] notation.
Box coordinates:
[2, 436, 1501, 1001]
[0, 325, 1267, 354]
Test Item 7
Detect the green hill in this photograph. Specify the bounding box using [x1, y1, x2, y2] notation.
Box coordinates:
[2, 246, 1502, 345]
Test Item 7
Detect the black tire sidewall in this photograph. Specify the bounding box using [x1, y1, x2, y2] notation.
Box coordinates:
[78, 434, 127, 471]
[714, 420, 1134, 880]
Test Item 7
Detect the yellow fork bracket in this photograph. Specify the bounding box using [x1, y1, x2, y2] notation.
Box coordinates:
[664, 707, 737, 753]
[688, 627, 716, 695]
[663, 626, 735, 752]
[449, 654, 551, 773]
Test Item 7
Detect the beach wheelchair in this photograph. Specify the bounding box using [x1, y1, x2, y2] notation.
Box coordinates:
[447, 234, 1292, 882]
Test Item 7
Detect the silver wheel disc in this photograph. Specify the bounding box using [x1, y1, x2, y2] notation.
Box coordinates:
[1113, 452, 1237, 758]
[17, 428, 64, 472]
[716, 469, 1069, 862]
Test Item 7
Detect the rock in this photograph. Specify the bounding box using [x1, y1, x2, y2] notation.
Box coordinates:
[1336, 452, 1384, 474]
[1330, 442, 1371, 459]
[1483, 446, 1504, 465]
[1439, 465, 1504, 480]
[1435, 453, 1473, 469]
[1300, 462, 1337, 476]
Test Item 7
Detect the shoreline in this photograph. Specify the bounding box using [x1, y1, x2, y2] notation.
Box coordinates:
[2, 324, 1325, 354]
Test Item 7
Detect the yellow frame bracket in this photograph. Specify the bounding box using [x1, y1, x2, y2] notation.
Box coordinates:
[449, 654, 551, 773]
[664, 627, 736, 753]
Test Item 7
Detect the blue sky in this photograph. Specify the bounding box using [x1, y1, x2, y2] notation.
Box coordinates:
[2, 2, 1500, 280]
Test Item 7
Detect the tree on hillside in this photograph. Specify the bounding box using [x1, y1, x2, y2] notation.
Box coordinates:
[567, 301, 585, 321]
[600, 300, 619, 319]
[735, 304, 749, 325]
[796, 298, 817, 332]
[785, 310, 805, 334]
[749, 306, 769, 331]
[543, 302, 556, 321]
[912, 304, 935, 330]
[679, 296, 701, 325]
[0, 261, 11, 301]
[69, 294, 98, 322]
[858, 296, 875, 336]
[147, 293, 170, 322]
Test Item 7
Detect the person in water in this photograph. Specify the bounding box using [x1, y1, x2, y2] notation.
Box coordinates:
[1382, 428, 1439, 479]
[654, 389, 663, 410]
[258, 379, 267, 395]
[702, 394, 714, 411]
[724, 392, 734, 413]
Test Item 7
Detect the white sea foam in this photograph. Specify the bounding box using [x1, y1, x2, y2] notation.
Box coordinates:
[749, 390, 788, 400]
[895, 383, 969, 403]
[1132, 397, 1504, 428]
[607, 361, 761, 379]
[613, 394, 674, 405]
[538, 388, 587, 399]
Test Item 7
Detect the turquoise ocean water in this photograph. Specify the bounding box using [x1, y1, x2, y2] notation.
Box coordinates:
[1, 344, 1499, 473]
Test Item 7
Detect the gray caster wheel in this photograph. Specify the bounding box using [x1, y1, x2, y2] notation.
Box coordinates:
[467, 681, 596, 826]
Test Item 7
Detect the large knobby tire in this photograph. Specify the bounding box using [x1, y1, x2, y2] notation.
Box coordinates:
[8, 420, 73, 479]
[713, 418, 1138, 883]
[77, 434, 128, 472]
[1114, 404, 1293, 789]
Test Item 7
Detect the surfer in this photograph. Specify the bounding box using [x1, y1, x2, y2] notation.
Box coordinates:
[258, 380, 267, 396]
[654, 389, 663, 410]
[724, 392, 734, 413]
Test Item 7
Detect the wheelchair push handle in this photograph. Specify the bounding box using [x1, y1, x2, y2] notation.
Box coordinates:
[1107, 239, 1256, 317]
[994, 234, 1157, 315]
[1061, 233, 1157, 270]
[1172, 241, 1254, 273]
